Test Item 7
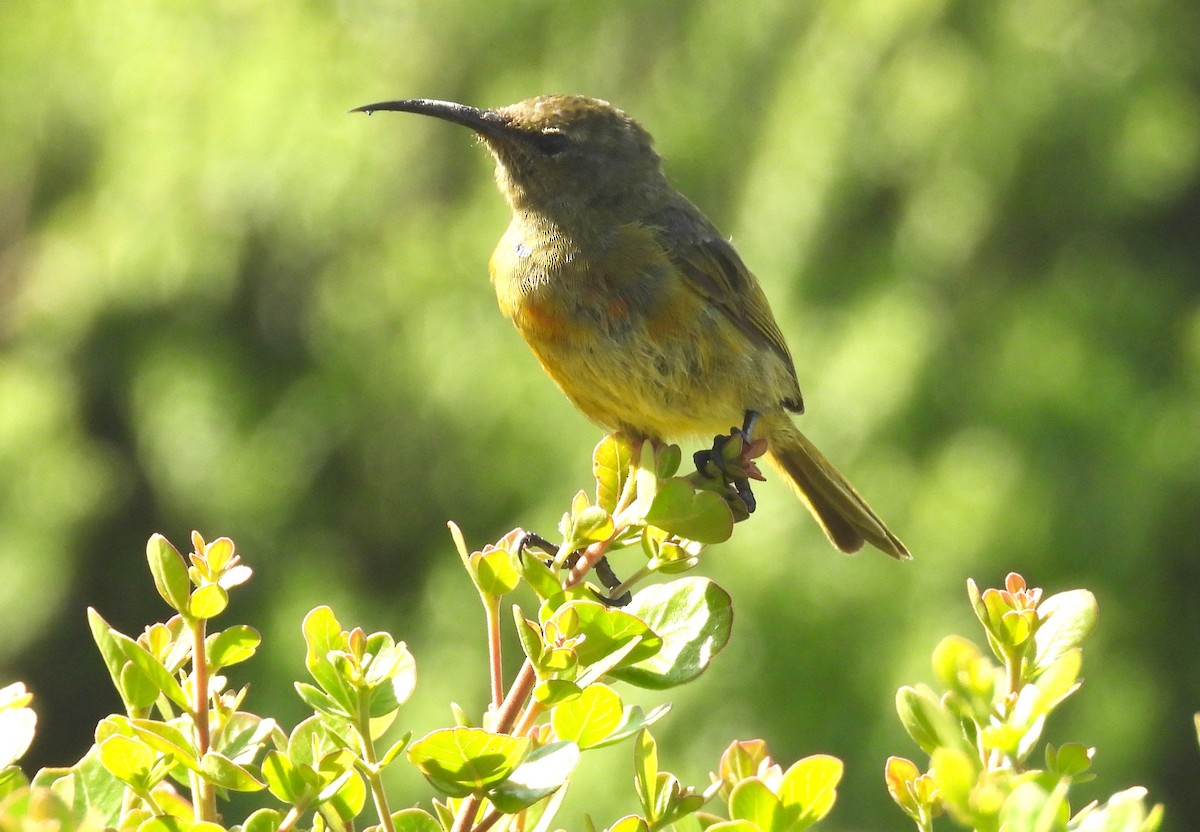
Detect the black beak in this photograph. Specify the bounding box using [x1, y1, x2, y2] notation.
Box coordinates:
[351, 98, 514, 143]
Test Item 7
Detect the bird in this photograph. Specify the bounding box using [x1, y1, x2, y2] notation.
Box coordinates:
[354, 95, 909, 560]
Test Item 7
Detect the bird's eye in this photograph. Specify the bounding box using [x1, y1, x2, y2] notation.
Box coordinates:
[536, 130, 572, 157]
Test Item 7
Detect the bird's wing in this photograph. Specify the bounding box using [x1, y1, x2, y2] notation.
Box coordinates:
[658, 210, 804, 412]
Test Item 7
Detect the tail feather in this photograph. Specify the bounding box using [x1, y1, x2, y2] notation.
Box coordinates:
[763, 415, 910, 560]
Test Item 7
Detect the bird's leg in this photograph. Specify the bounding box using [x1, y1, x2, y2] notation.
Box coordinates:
[729, 410, 761, 513]
[514, 531, 631, 607]
[567, 553, 632, 607]
[740, 409, 760, 442]
[693, 410, 768, 516]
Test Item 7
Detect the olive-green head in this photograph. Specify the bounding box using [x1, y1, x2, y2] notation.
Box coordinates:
[353, 95, 668, 221]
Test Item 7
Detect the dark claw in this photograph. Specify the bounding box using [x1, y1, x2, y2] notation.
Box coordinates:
[692, 411, 762, 516]
[593, 556, 632, 607]
[724, 473, 753, 513]
[514, 531, 557, 567]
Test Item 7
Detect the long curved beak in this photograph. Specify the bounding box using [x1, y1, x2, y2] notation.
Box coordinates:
[351, 98, 514, 143]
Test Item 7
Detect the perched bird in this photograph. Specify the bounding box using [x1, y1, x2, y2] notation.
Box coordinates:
[355, 95, 909, 559]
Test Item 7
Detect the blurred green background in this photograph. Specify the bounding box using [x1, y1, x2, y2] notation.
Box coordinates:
[2, 0, 1198, 828]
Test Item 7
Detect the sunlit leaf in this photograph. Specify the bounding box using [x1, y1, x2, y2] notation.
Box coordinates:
[407, 727, 531, 798]
[551, 683, 623, 748]
[609, 578, 731, 689]
[206, 625, 261, 670]
[488, 740, 580, 813]
[146, 534, 191, 615]
[188, 583, 229, 620]
[644, 479, 733, 544]
[594, 434, 633, 513]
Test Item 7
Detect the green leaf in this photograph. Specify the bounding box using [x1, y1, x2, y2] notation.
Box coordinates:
[390, 808, 444, 832]
[475, 549, 521, 597]
[588, 704, 671, 749]
[147, 534, 191, 615]
[1033, 589, 1098, 670]
[718, 740, 771, 792]
[200, 750, 264, 791]
[594, 434, 633, 513]
[728, 778, 783, 832]
[188, 583, 229, 619]
[98, 734, 156, 789]
[779, 754, 842, 829]
[135, 817, 193, 832]
[999, 780, 1068, 832]
[571, 505, 615, 547]
[102, 629, 190, 711]
[514, 609, 544, 665]
[552, 601, 662, 670]
[488, 740, 580, 813]
[521, 554, 565, 603]
[1078, 787, 1161, 832]
[127, 719, 199, 770]
[609, 578, 732, 689]
[406, 727, 531, 798]
[140, 817, 227, 832]
[261, 749, 318, 803]
[932, 635, 987, 693]
[1046, 742, 1094, 777]
[365, 643, 417, 721]
[895, 685, 972, 756]
[294, 681, 348, 719]
[0, 766, 28, 801]
[316, 768, 366, 822]
[551, 683, 623, 748]
[302, 606, 358, 714]
[606, 816, 651, 832]
[88, 609, 159, 710]
[654, 444, 682, 479]
[534, 679, 582, 706]
[206, 625, 261, 670]
[217, 711, 285, 766]
[929, 747, 980, 824]
[379, 731, 413, 769]
[116, 666, 158, 712]
[644, 479, 733, 544]
[633, 729, 658, 818]
[54, 745, 125, 827]
[1030, 648, 1082, 714]
[241, 808, 283, 832]
[287, 716, 347, 769]
[704, 822, 759, 832]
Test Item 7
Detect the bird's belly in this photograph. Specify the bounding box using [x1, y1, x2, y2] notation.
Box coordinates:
[514, 295, 759, 441]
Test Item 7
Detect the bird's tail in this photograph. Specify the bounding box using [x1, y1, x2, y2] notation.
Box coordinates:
[762, 414, 910, 559]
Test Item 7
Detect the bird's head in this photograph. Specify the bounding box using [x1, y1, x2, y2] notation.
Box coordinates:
[354, 95, 667, 221]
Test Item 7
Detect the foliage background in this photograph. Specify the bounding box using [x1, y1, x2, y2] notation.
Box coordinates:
[2, 1, 1197, 829]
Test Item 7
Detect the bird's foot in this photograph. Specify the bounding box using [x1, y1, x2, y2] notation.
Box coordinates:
[693, 411, 769, 517]
[513, 531, 631, 607]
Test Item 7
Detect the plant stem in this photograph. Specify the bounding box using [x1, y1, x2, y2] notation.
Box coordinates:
[609, 565, 652, 600]
[276, 805, 304, 832]
[485, 599, 505, 711]
[358, 694, 397, 832]
[1004, 647, 1023, 718]
[513, 700, 544, 738]
[189, 617, 217, 822]
[495, 528, 615, 736]
[495, 661, 536, 735]
[452, 795, 482, 832]
[566, 537, 614, 588]
[472, 808, 504, 832]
